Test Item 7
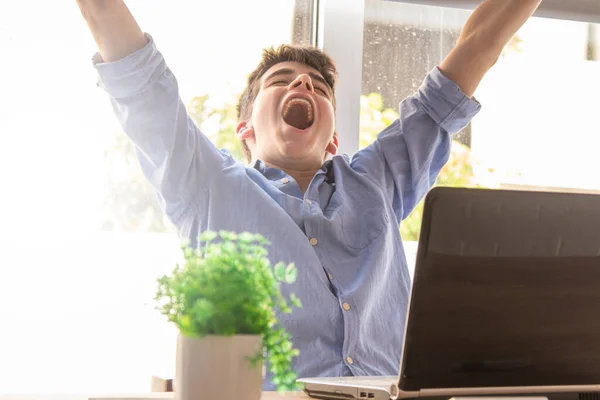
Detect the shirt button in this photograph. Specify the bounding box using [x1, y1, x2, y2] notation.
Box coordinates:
[342, 303, 351, 311]
[346, 357, 354, 365]
[305, 199, 312, 205]
[281, 178, 290, 184]
[328, 273, 334, 280]
[309, 238, 318, 246]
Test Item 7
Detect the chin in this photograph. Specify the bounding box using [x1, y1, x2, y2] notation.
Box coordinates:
[280, 124, 315, 137]
[276, 125, 323, 159]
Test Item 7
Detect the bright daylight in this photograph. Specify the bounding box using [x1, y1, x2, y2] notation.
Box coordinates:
[0, 0, 599, 398]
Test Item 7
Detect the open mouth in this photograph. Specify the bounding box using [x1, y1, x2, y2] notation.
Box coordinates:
[282, 97, 314, 130]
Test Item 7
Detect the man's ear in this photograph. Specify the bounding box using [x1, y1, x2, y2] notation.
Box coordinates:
[236, 121, 255, 140]
[326, 134, 339, 156]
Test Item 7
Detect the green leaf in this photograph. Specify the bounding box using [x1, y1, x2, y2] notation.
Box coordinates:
[219, 230, 237, 241]
[274, 262, 286, 281]
[284, 263, 297, 284]
[191, 299, 215, 322]
[290, 293, 302, 308]
[237, 232, 255, 244]
[280, 304, 292, 314]
[199, 231, 218, 243]
[178, 314, 192, 332]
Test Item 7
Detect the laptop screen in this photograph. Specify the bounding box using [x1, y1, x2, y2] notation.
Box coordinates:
[400, 187, 600, 391]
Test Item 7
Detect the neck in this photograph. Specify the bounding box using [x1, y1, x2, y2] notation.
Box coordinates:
[266, 162, 321, 194]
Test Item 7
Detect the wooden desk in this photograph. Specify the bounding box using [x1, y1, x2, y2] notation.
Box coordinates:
[90, 393, 309, 400]
[263, 393, 309, 400]
[0, 392, 310, 400]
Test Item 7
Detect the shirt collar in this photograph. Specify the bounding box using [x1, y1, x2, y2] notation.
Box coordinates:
[250, 159, 267, 173]
[250, 158, 334, 183]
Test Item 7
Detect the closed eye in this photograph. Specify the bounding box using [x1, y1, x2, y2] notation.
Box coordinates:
[271, 80, 330, 97]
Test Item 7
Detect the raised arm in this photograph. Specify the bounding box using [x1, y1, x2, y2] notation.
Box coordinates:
[77, 0, 232, 228]
[440, 0, 543, 97]
[351, 0, 541, 222]
[76, 0, 148, 62]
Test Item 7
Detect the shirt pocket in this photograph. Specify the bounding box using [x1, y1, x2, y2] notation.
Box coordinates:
[338, 187, 390, 250]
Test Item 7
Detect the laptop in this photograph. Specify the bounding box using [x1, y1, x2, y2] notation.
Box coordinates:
[298, 186, 600, 400]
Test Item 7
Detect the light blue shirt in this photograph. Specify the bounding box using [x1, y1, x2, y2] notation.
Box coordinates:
[93, 34, 481, 390]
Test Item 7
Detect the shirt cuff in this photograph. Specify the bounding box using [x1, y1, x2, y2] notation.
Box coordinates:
[92, 33, 165, 99]
[415, 66, 482, 134]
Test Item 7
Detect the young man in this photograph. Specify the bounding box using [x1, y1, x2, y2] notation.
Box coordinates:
[77, 0, 542, 390]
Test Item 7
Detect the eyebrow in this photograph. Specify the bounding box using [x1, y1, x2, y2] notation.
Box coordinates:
[263, 68, 332, 93]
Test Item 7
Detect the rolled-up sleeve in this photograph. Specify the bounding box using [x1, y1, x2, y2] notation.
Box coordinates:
[93, 34, 232, 226]
[351, 66, 481, 221]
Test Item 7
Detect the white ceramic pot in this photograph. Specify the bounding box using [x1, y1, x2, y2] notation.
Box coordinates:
[175, 333, 264, 400]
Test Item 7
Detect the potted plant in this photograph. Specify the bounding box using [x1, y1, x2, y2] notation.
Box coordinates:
[154, 230, 302, 400]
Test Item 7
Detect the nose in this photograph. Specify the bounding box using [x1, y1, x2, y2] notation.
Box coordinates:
[288, 74, 314, 94]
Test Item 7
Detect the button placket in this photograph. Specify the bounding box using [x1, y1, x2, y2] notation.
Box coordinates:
[304, 187, 319, 248]
[340, 293, 358, 373]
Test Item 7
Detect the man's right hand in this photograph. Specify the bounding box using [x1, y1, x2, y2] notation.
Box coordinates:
[77, 0, 148, 62]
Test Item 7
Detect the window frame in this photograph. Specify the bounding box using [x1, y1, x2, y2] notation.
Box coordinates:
[383, 0, 600, 24]
[316, 0, 365, 156]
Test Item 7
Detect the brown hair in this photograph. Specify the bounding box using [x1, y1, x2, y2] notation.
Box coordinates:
[236, 44, 338, 162]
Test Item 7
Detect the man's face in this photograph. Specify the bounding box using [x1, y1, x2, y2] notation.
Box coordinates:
[237, 61, 338, 167]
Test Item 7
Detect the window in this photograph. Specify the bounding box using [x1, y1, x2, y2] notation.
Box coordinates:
[0, 0, 313, 394]
[360, 0, 600, 273]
